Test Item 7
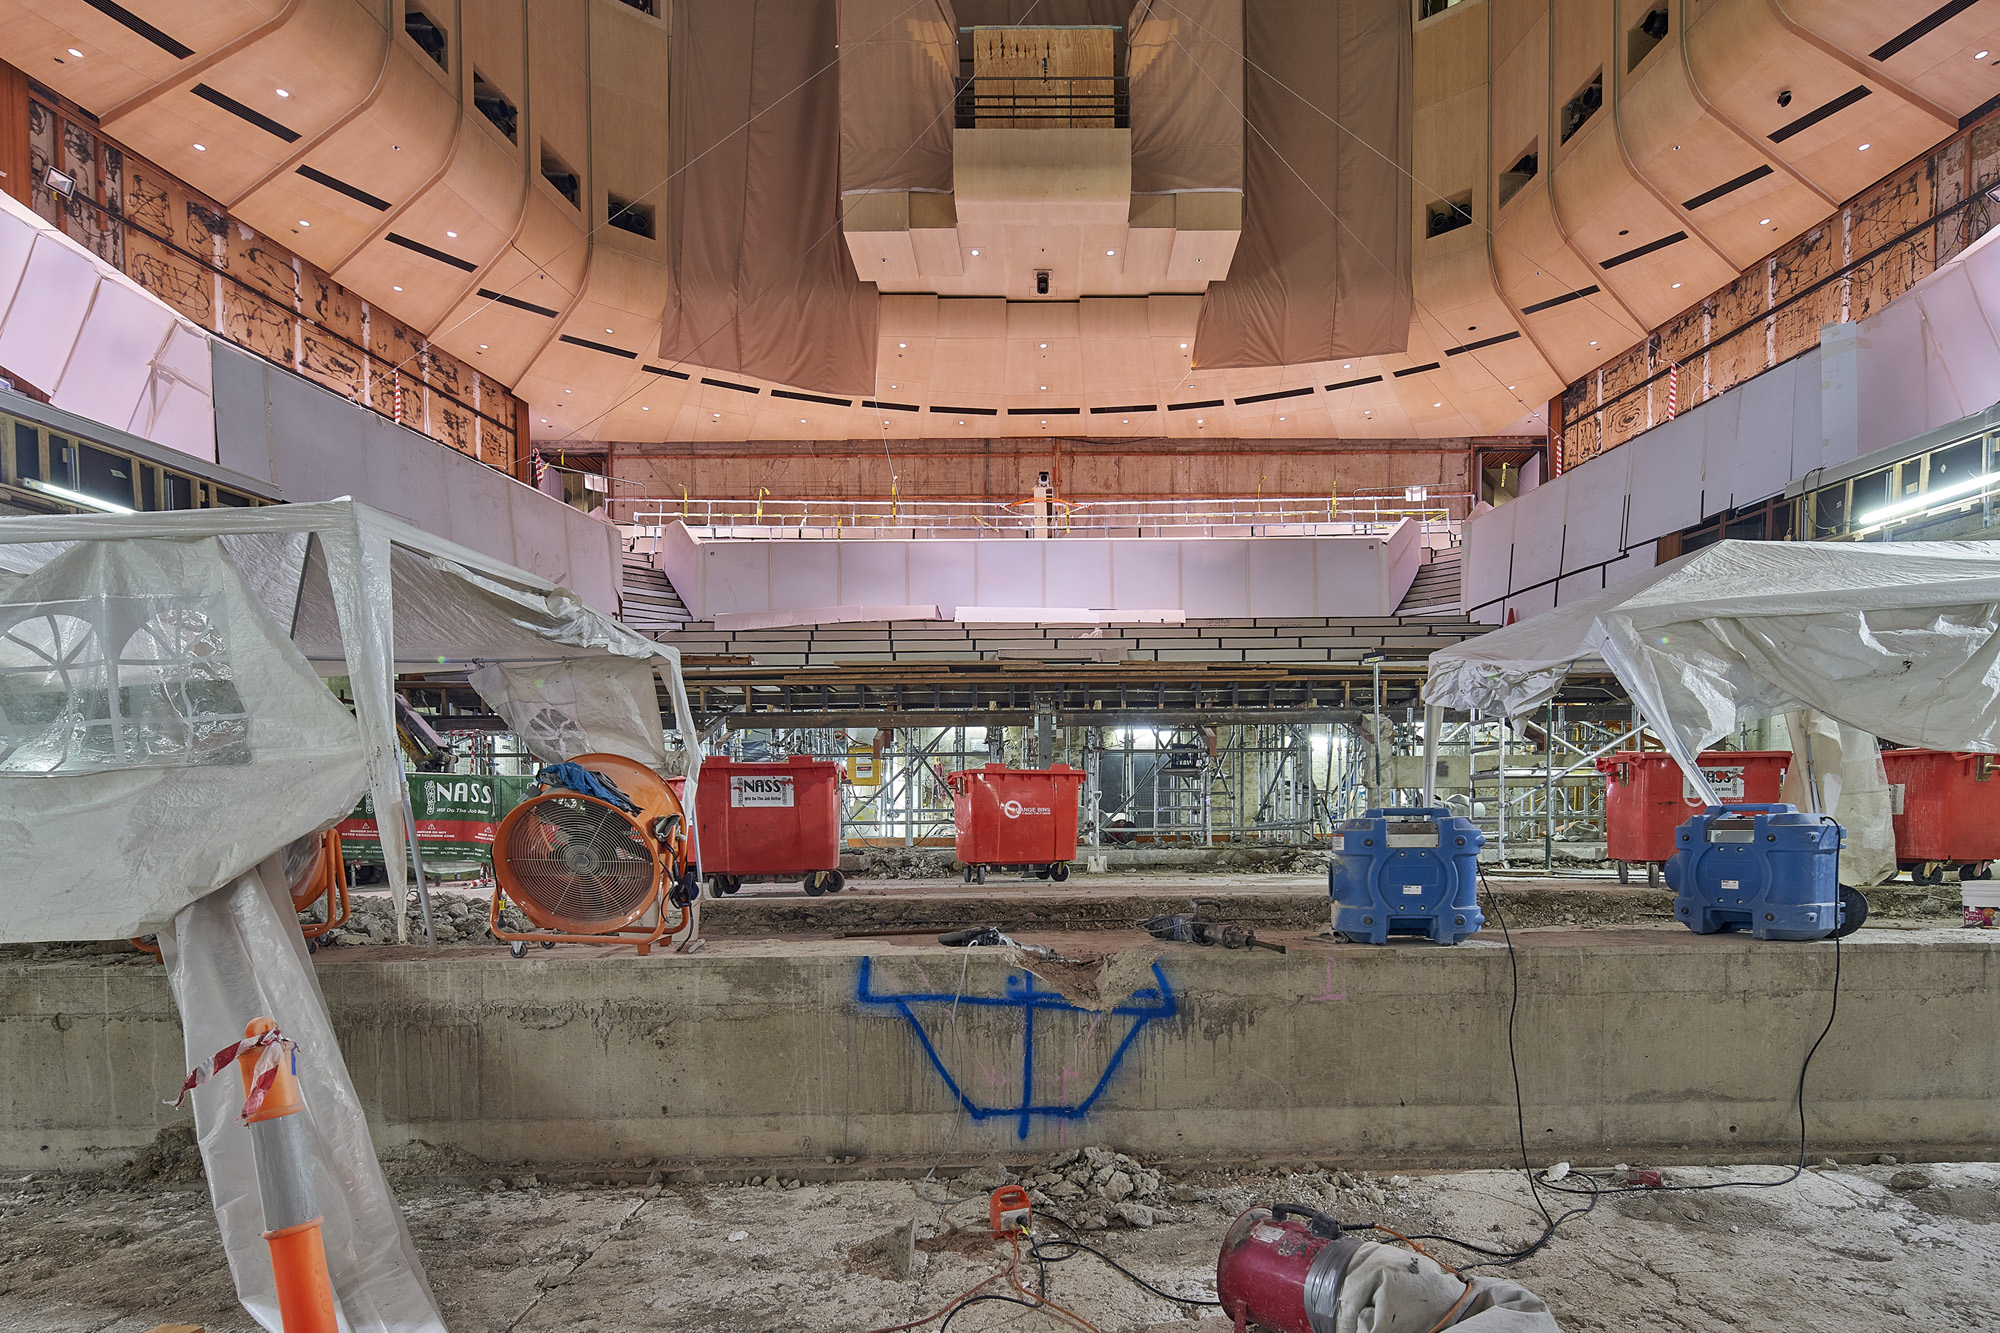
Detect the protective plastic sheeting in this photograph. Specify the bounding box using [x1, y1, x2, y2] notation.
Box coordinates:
[469, 658, 669, 769]
[1425, 539, 2000, 803]
[0, 536, 366, 940]
[162, 868, 446, 1333]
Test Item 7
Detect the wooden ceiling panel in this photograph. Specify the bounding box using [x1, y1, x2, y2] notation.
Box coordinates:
[1788, 0, 2000, 118]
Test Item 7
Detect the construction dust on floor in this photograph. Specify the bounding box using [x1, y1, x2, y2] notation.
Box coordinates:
[4, 1156, 1995, 1331]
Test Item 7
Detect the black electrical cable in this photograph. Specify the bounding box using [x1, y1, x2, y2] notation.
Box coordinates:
[1029, 1214, 1224, 1307]
[936, 1293, 1044, 1331]
[1393, 863, 1845, 1275]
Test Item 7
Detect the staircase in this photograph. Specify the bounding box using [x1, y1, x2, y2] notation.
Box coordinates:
[1397, 547, 1463, 616]
[619, 551, 691, 632]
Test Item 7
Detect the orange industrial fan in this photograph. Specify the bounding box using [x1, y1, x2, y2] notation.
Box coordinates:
[130, 827, 348, 957]
[287, 828, 349, 941]
[489, 753, 695, 957]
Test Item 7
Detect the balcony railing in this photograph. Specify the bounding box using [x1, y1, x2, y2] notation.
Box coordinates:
[618, 492, 1472, 541]
[953, 76, 1129, 129]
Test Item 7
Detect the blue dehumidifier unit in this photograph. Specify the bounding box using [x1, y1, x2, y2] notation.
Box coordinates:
[1664, 803, 1864, 941]
[1330, 807, 1485, 945]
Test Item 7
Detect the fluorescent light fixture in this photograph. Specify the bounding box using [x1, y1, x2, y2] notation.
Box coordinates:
[26, 479, 133, 514]
[1858, 470, 2000, 526]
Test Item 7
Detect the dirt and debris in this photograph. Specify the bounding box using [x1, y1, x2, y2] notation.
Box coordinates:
[314, 891, 520, 948]
[849, 848, 957, 879]
[4, 1158, 1997, 1330]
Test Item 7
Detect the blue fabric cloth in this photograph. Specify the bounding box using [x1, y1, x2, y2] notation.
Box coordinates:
[536, 762, 639, 813]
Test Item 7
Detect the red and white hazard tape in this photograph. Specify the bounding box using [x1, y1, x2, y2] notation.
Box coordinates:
[170, 1027, 297, 1123]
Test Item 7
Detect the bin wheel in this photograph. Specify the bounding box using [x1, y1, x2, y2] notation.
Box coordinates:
[827, 871, 846, 893]
[509, 941, 527, 959]
[1034, 865, 1053, 881]
[1832, 885, 1869, 938]
[974, 866, 986, 885]
[540, 940, 555, 950]
[1646, 863, 1661, 887]
[963, 864, 975, 884]
[1912, 861, 1944, 885]
[1051, 862, 1069, 882]
[1615, 860, 1629, 885]
[803, 872, 828, 897]
[1973, 862, 1995, 882]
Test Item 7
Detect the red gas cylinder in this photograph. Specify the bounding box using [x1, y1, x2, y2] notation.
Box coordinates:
[1215, 1205, 1358, 1333]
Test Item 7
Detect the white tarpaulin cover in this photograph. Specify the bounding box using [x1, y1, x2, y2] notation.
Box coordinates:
[162, 867, 444, 1333]
[0, 499, 703, 1333]
[1424, 539, 2000, 806]
[0, 535, 368, 939]
[0, 500, 703, 932]
[469, 658, 671, 769]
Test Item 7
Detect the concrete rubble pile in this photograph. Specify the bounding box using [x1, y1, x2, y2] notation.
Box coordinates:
[315, 893, 523, 947]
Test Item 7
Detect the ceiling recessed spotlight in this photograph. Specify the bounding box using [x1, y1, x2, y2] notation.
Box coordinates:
[1858, 143, 1871, 151]
[1196, 418, 1204, 425]
[1040, 385, 1048, 390]
[66, 48, 83, 58]
[392, 285, 404, 291]
[539, 418, 548, 423]
[605, 327, 614, 334]
[1672, 144, 1681, 151]
[1041, 419, 1048, 424]
[445, 229, 458, 238]
[713, 412, 721, 419]
[1980, 50, 1992, 59]
[1344, 363, 1352, 368]
[1122, 418, 1129, 423]
[298, 219, 310, 227]
[1278, 416, 1286, 422]
[1433, 401, 1442, 408]
[193, 143, 206, 151]
[642, 405, 650, 411]
[897, 342, 907, 348]
[1180, 342, 1189, 349]
[890, 384, 898, 389]
[800, 418, 808, 423]
[1507, 384, 1516, 390]
[1589, 340, 1599, 346]
[1672, 281, 1683, 289]
[884, 419, 891, 425]
[478, 344, 488, 350]
[970, 248, 980, 256]
[958, 419, 965, 425]
[1039, 342, 1048, 348]
[275, 88, 290, 97]
[1106, 249, 1116, 256]
[1760, 218, 1772, 225]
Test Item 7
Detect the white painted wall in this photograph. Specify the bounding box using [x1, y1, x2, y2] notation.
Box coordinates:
[211, 345, 621, 613]
[1463, 220, 2000, 627]
[658, 519, 1421, 625]
[0, 192, 215, 461]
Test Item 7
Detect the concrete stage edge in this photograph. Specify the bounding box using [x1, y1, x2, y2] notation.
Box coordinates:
[5, 928, 1995, 1173]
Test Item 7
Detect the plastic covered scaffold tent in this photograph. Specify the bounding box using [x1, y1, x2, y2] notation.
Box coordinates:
[0, 499, 703, 1333]
[1423, 539, 2000, 807]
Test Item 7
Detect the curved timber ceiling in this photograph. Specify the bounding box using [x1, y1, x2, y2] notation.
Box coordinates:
[2, 0, 1995, 445]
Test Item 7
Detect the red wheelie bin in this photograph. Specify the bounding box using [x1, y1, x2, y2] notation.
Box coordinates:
[1879, 749, 2000, 884]
[946, 764, 1087, 884]
[695, 756, 845, 896]
[1597, 750, 1790, 884]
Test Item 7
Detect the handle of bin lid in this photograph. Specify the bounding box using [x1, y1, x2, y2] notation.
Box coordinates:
[1368, 807, 1449, 816]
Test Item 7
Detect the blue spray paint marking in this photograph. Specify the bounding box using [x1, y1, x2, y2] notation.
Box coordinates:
[856, 957, 1177, 1139]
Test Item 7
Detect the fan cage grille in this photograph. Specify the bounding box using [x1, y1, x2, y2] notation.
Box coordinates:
[501, 795, 659, 932]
